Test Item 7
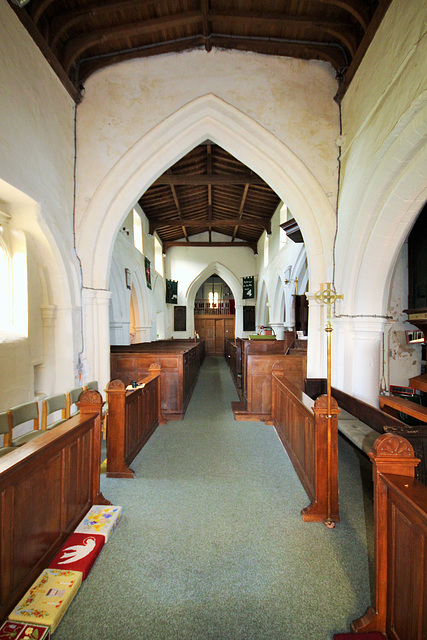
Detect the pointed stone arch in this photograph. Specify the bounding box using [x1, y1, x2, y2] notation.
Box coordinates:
[337, 96, 427, 316]
[186, 262, 242, 336]
[78, 94, 334, 293]
[77, 93, 335, 379]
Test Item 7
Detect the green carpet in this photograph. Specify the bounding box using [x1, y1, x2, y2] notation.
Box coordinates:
[54, 357, 373, 639]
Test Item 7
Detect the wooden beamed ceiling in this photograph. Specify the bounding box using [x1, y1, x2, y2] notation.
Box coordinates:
[10, 0, 393, 102]
[8, 0, 393, 251]
[138, 143, 280, 253]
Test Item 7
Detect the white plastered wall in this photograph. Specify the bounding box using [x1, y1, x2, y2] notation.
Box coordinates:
[0, 3, 80, 411]
[76, 54, 339, 386]
[334, 0, 427, 404]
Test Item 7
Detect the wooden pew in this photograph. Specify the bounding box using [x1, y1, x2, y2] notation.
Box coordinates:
[305, 379, 427, 484]
[351, 434, 426, 638]
[270, 367, 340, 525]
[379, 394, 427, 423]
[106, 365, 165, 478]
[0, 390, 110, 622]
[225, 337, 243, 391]
[232, 351, 306, 421]
[110, 340, 204, 420]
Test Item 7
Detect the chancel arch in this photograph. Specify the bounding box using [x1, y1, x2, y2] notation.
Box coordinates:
[77, 93, 335, 384]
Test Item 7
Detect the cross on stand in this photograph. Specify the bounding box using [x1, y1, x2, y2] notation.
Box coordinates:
[314, 282, 344, 527]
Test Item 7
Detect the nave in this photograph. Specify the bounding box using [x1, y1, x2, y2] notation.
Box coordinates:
[55, 357, 373, 640]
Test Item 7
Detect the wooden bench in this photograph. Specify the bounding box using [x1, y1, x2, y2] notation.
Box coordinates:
[0, 389, 110, 622]
[271, 368, 340, 525]
[305, 379, 427, 485]
[110, 340, 204, 420]
[379, 394, 427, 423]
[106, 365, 165, 478]
[232, 351, 306, 421]
[350, 433, 426, 638]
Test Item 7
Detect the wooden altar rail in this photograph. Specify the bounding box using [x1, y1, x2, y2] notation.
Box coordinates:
[106, 365, 165, 479]
[351, 434, 427, 639]
[0, 390, 109, 622]
[270, 367, 340, 524]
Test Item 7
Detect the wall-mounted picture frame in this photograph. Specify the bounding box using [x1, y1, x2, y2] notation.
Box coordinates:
[243, 306, 256, 332]
[125, 268, 132, 290]
[174, 306, 186, 332]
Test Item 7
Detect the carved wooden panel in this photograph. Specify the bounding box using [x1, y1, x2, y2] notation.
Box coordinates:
[0, 410, 107, 621]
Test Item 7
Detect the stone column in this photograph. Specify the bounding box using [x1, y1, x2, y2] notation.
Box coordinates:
[269, 322, 285, 340]
[134, 325, 151, 342]
[82, 288, 112, 397]
[34, 304, 57, 395]
[305, 293, 326, 379]
[351, 317, 387, 406]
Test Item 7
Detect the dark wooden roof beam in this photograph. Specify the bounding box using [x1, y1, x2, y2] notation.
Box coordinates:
[63, 11, 203, 73]
[210, 35, 348, 69]
[150, 217, 270, 233]
[76, 37, 206, 83]
[317, 0, 369, 31]
[232, 184, 250, 242]
[163, 241, 257, 253]
[201, 0, 212, 53]
[209, 11, 356, 32]
[170, 184, 189, 243]
[153, 174, 264, 185]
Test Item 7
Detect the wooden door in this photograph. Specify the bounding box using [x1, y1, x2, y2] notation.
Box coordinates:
[195, 315, 234, 356]
[215, 319, 224, 354]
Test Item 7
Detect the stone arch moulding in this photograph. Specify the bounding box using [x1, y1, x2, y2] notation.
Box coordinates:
[185, 262, 243, 337]
[77, 93, 335, 294]
[337, 96, 427, 317]
[186, 262, 242, 308]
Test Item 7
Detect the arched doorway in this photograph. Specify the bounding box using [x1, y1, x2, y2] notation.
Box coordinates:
[194, 275, 235, 355]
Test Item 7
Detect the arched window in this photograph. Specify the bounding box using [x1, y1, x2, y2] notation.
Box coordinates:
[133, 208, 143, 254]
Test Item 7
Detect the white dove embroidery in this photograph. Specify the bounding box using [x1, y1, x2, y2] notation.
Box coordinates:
[57, 537, 97, 564]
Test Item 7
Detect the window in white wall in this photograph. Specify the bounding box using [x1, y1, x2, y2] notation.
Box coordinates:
[0, 213, 27, 337]
[264, 233, 269, 268]
[0, 237, 11, 329]
[280, 204, 288, 246]
[133, 209, 143, 254]
[154, 236, 163, 276]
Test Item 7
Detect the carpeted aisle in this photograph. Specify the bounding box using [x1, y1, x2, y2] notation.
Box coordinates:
[54, 356, 373, 640]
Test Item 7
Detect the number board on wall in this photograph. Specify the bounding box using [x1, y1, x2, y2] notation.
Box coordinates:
[243, 306, 256, 332]
[174, 306, 187, 332]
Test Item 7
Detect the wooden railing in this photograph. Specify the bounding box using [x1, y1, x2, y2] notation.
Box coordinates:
[352, 433, 426, 639]
[0, 390, 109, 622]
[270, 367, 340, 525]
[106, 365, 165, 478]
[194, 299, 234, 315]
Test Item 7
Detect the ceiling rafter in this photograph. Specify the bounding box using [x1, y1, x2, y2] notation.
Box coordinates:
[49, 0, 164, 51]
[201, 0, 212, 53]
[170, 183, 190, 243]
[232, 184, 250, 242]
[153, 174, 265, 185]
[63, 11, 203, 73]
[317, 0, 369, 31]
[209, 10, 357, 32]
[12, 0, 390, 101]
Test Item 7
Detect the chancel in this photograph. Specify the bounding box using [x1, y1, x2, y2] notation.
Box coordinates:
[0, 0, 426, 638]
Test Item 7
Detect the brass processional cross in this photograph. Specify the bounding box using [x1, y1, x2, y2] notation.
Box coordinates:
[314, 282, 343, 528]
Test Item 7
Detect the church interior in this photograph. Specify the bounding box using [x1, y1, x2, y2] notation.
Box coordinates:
[0, 0, 426, 638]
